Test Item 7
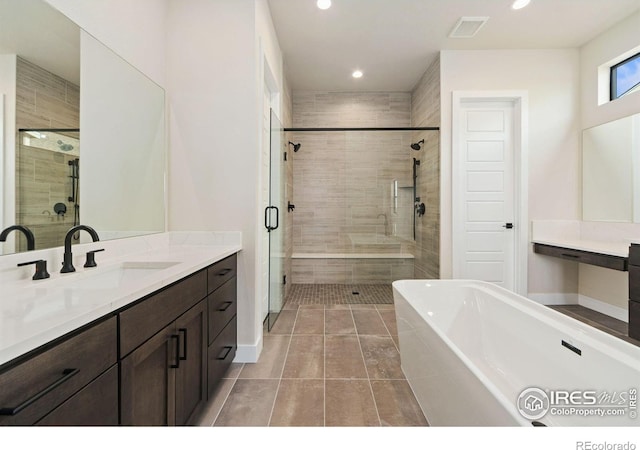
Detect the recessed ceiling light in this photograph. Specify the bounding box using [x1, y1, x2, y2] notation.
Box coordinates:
[352, 70, 363, 79]
[512, 0, 531, 10]
[317, 0, 331, 10]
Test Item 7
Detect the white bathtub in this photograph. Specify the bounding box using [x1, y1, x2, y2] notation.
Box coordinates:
[393, 280, 640, 426]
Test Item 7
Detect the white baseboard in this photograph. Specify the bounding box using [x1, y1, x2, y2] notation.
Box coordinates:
[578, 295, 628, 323]
[527, 293, 579, 305]
[527, 293, 628, 323]
[233, 335, 263, 363]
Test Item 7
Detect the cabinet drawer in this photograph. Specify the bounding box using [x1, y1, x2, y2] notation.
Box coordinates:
[630, 301, 640, 341]
[120, 270, 207, 357]
[207, 254, 237, 294]
[208, 316, 237, 398]
[533, 243, 628, 271]
[630, 266, 640, 301]
[36, 365, 118, 426]
[0, 317, 117, 426]
[208, 277, 237, 345]
[629, 244, 640, 267]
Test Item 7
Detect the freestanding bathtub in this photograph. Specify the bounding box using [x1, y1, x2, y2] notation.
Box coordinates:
[393, 280, 640, 426]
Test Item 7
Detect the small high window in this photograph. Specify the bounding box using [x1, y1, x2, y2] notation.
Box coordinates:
[610, 52, 640, 100]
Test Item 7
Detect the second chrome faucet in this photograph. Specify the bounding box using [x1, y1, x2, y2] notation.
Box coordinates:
[61, 225, 101, 273]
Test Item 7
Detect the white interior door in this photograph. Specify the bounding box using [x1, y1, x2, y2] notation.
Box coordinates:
[454, 100, 516, 290]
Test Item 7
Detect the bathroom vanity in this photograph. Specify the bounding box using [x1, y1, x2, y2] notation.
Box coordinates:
[0, 233, 240, 426]
[627, 244, 640, 340]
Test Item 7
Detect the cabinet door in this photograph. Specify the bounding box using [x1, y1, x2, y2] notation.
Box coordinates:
[175, 301, 207, 426]
[36, 366, 118, 426]
[120, 323, 178, 426]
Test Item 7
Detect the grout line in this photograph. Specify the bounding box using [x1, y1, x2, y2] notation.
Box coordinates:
[210, 375, 239, 426]
[351, 306, 382, 426]
[323, 304, 326, 427]
[266, 306, 299, 426]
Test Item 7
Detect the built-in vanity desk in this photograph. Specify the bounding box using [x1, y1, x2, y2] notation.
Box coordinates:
[531, 223, 639, 340]
[532, 240, 629, 271]
[0, 232, 241, 426]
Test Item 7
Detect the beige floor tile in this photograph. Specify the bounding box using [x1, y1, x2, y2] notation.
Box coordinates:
[350, 304, 377, 309]
[371, 380, 428, 426]
[282, 335, 324, 378]
[239, 335, 290, 379]
[325, 304, 351, 310]
[299, 304, 325, 310]
[293, 309, 324, 334]
[223, 363, 244, 380]
[325, 309, 356, 335]
[196, 378, 236, 426]
[269, 310, 298, 335]
[359, 335, 405, 380]
[270, 379, 324, 426]
[214, 379, 279, 426]
[378, 310, 398, 335]
[375, 304, 396, 310]
[352, 309, 389, 335]
[325, 335, 368, 379]
[325, 380, 380, 426]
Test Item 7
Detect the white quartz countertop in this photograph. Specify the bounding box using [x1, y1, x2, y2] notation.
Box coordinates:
[532, 239, 629, 258]
[0, 233, 241, 368]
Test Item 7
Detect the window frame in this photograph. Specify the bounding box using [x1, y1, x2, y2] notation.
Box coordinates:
[610, 51, 640, 101]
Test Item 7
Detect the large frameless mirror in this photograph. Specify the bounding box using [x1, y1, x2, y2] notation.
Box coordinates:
[0, 0, 165, 255]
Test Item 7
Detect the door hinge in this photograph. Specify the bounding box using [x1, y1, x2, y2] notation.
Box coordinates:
[283, 274, 287, 285]
[284, 151, 287, 161]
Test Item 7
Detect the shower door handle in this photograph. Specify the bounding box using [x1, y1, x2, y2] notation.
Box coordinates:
[264, 206, 279, 232]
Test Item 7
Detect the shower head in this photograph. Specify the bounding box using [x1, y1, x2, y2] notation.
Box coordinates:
[288, 141, 301, 152]
[411, 139, 424, 151]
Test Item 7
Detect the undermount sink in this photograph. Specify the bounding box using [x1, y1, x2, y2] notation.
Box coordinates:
[68, 261, 180, 290]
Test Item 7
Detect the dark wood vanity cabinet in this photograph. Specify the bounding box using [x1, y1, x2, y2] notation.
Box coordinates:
[119, 253, 238, 425]
[628, 244, 640, 340]
[120, 272, 208, 426]
[0, 317, 118, 426]
[0, 252, 238, 427]
[207, 254, 238, 398]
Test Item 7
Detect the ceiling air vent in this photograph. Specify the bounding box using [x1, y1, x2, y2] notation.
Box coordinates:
[449, 16, 489, 38]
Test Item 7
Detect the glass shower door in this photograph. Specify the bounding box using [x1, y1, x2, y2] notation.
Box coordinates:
[266, 110, 286, 330]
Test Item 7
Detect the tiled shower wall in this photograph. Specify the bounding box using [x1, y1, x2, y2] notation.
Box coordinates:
[411, 56, 440, 279]
[283, 75, 294, 300]
[15, 58, 80, 251]
[290, 91, 416, 284]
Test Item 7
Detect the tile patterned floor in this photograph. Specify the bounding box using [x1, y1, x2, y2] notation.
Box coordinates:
[284, 284, 394, 305]
[197, 301, 428, 427]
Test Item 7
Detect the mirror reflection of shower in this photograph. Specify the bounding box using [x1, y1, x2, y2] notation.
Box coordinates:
[17, 129, 80, 250]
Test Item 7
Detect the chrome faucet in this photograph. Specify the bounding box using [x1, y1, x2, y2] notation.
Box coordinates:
[377, 213, 389, 236]
[61, 225, 100, 273]
[0, 225, 35, 251]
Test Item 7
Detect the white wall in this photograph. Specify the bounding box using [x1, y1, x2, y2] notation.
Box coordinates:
[440, 49, 581, 297]
[578, 10, 640, 312]
[581, 10, 640, 129]
[44, 0, 167, 87]
[166, 0, 285, 362]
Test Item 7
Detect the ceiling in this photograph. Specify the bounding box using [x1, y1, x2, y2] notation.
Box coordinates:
[267, 0, 640, 92]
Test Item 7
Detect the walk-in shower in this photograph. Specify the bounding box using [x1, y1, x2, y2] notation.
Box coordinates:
[282, 126, 439, 304]
[16, 129, 80, 251]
